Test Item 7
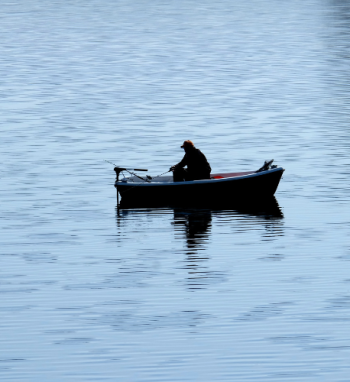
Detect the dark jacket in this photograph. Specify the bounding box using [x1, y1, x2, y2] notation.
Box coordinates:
[175, 148, 211, 176]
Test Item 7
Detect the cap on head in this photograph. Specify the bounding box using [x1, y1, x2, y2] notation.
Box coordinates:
[181, 140, 194, 149]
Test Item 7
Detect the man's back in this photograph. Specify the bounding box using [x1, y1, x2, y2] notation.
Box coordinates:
[181, 148, 211, 174]
[172, 140, 211, 181]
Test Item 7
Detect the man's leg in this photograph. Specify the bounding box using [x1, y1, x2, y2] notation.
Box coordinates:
[183, 170, 194, 181]
[173, 168, 187, 182]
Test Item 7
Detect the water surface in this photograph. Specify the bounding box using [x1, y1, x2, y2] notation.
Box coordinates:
[1, 0, 350, 381]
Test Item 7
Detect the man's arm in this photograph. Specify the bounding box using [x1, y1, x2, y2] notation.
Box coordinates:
[173, 154, 187, 168]
[170, 154, 188, 171]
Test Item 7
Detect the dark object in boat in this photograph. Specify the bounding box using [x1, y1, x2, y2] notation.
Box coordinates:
[114, 160, 284, 207]
[257, 159, 275, 172]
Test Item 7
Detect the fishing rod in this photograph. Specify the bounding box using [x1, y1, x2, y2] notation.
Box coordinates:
[154, 169, 172, 178]
[104, 160, 150, 182]
[105, 160, 172, 182]
[104, 160, 148, 172]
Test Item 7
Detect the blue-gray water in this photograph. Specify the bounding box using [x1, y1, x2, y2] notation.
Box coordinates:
[1, 0, 350, 380]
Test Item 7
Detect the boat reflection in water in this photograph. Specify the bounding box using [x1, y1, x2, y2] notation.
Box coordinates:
[116, 197, 284, 290]
[119, 193, 282, 211]
[117, 196, 283, 247]
[118, 195, 283, 218]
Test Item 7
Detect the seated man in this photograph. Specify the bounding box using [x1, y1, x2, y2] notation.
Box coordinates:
[171, 140, 211, 182]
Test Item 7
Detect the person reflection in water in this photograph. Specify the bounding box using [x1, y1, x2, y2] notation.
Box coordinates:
[173, 210, 212, 251]
[170, 140, 211, 182]
[174, 209, 212, 291]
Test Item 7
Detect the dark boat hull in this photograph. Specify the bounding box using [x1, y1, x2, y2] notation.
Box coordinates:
[115, 167, 284, 208]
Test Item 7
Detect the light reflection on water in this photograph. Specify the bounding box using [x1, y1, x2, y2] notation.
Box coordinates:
[1, 0, 350, 380]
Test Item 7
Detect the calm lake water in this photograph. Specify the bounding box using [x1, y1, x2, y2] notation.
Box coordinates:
[1, 0, 350, 380]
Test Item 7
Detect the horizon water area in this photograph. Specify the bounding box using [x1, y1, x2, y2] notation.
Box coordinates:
[1, 0, 350, 381]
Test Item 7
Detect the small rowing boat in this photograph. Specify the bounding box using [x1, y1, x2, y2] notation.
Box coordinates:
[114, 160, 284, 208]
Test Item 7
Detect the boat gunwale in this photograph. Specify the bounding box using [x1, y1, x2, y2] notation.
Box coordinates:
[115, 167, 284, 188]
